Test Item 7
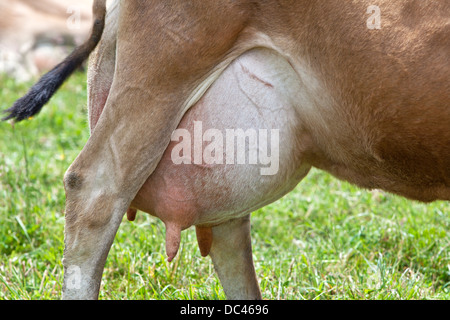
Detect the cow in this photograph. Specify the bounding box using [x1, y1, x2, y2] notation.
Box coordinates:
[0, 0, 93, 82]
[2, 0, 449, 300]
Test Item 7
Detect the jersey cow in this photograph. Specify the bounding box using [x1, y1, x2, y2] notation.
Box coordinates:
[0, 0, 93, 81]
[3, 0, 449, 300]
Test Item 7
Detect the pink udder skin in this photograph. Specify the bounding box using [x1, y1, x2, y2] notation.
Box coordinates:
[93, 49, 309, 262]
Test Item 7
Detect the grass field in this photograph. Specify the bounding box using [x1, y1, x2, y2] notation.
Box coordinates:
[0, 72, 449, 300]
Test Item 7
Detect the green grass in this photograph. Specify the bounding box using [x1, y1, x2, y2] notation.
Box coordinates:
[0, 72, 449, 300]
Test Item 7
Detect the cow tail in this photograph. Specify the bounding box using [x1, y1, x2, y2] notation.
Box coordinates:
[2, 0, 107, 122]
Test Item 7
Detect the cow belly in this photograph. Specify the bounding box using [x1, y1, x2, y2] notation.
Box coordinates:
[130, 48, 311, 230]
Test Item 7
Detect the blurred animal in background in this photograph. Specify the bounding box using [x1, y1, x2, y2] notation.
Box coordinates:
[0, 0, 92, 82]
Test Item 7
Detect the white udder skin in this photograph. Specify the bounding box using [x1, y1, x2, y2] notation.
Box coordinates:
[130, 49, 312, 249]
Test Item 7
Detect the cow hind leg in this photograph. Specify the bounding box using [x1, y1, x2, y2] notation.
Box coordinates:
[61, 79, 180, 299]
[62, 183, 126, 299]
[209, 215, 262, 300]
[60, 3, 127, 300]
